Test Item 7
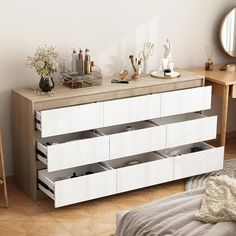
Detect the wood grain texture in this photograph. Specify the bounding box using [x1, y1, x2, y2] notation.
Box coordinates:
[221, 85, 229, 147]
[34, 78, 203, 110]
[205, 80, 224, 97]
[11, 91, 37, 200]
[188, 65, 236, 86]
[231, 85, 236, 98]
[0, 131, 8, 208]
[12, 71, 203, 111]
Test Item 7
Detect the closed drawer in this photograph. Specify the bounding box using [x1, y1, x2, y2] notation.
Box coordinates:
[37, 131, 109, 172]
[152, 113, 217, 148]
[102, 152, 173, 193]
[103, 94, 161, 127]
[160, 86, 212, 117]
[36, 102, 103, 137]
[38, 164, 116, 208]
[97, 121, 166, 160]
[158, 142, 224, 180]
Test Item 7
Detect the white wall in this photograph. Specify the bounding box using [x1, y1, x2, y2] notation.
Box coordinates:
[0, 0, 236, 175]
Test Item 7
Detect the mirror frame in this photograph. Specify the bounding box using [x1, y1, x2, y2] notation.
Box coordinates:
[220, 6, 236, 58]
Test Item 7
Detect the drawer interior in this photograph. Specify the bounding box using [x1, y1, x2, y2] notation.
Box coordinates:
[37, 130, 100, 149]
[35, 111, 41, 121]
[158, 142, 214, 158]
[38, 163, 108, 187]
[97, 121, 157, 136]
[102, 152, 164, 170]
[152, 113, 205, 125]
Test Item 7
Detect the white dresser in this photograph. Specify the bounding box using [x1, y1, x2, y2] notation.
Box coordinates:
[12, 70, 224, 208]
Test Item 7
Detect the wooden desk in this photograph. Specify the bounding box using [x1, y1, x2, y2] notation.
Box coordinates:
[189, 65, 236, 146]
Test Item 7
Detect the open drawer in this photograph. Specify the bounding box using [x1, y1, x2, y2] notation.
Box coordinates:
[97, 121, 166, 160]
[157, 142, 224, 180]
[38, 163, 116, 208]
[152, 113, 217, 148]
[35, 102, 103, 138]
[101, 152, 173, 193]
[37, 131, 109, 172]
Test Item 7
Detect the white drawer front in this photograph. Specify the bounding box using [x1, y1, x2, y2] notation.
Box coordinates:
[116, 157, 173, 193]
[45, 136, 109, 172]
[109, 126, 166, 159]
[104, 94, 161, 127]
[55, 170, 116, 207]
[161, 86, 212, 117]
[166, 116, 217, 148]
[173, 145, 224, 180]
[38, 164, 116, 208]
[39, 102, 103, 137]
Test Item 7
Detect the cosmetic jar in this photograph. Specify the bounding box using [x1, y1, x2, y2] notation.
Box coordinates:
[164, 69, 171, 77]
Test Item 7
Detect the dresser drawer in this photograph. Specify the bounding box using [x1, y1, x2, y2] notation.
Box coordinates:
[160, 86, 212, 117]
[97, 121, 166, 160]
[37, 131, 109, 172]
[158, 142, 224, 180]
[38, 164, 116, 208]
[152, 113, 217, 148]
[102, 152, 173, 193]
[36, 102, 103, 137]
[103, 94, 161, 127]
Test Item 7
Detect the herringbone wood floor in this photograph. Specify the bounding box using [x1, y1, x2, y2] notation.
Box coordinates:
[0, 139, 235, 236]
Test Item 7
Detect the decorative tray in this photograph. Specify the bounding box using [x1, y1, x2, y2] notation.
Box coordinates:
[150, 71, 181, 79]
[60, 70, 102, 89]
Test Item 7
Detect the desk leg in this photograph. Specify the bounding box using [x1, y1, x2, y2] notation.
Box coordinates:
[221, 85, 229, 147]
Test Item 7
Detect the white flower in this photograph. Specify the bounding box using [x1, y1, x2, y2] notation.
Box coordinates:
[26, 45, 61, 78]
[51, 61, 58, 70]
[35, 60, 45, 70]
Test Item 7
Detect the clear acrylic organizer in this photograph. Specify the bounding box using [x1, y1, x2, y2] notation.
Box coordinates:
[60, 68, 102, 89]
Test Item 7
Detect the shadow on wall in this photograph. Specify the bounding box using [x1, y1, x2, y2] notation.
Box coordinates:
[98, 16, 160, 76]
[96, 13, 232, 76]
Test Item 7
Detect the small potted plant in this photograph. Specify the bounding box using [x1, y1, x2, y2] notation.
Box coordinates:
[27, 45, 60, 92]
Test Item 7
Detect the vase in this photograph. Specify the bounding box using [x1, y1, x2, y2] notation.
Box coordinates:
[39, 77, 55, 92]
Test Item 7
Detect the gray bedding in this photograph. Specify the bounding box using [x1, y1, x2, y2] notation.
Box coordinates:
[115, 188, 236, 236]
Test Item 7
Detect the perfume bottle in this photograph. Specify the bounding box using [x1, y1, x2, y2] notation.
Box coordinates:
[84, 48, 91, 74]
[204, 46, 213, 71]
[76, 49, 84, 75]
[205, 58, 213, 71]
[71, 49, 77, 73]
[90, 61, 96, 72]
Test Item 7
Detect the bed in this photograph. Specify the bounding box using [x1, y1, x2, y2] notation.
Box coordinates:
[115, 188, 236, 236]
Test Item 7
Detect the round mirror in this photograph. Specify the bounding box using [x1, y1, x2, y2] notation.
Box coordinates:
[220, 7, 236, 57]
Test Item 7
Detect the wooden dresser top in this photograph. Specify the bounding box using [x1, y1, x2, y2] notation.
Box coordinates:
[12, 69, 204, 110]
